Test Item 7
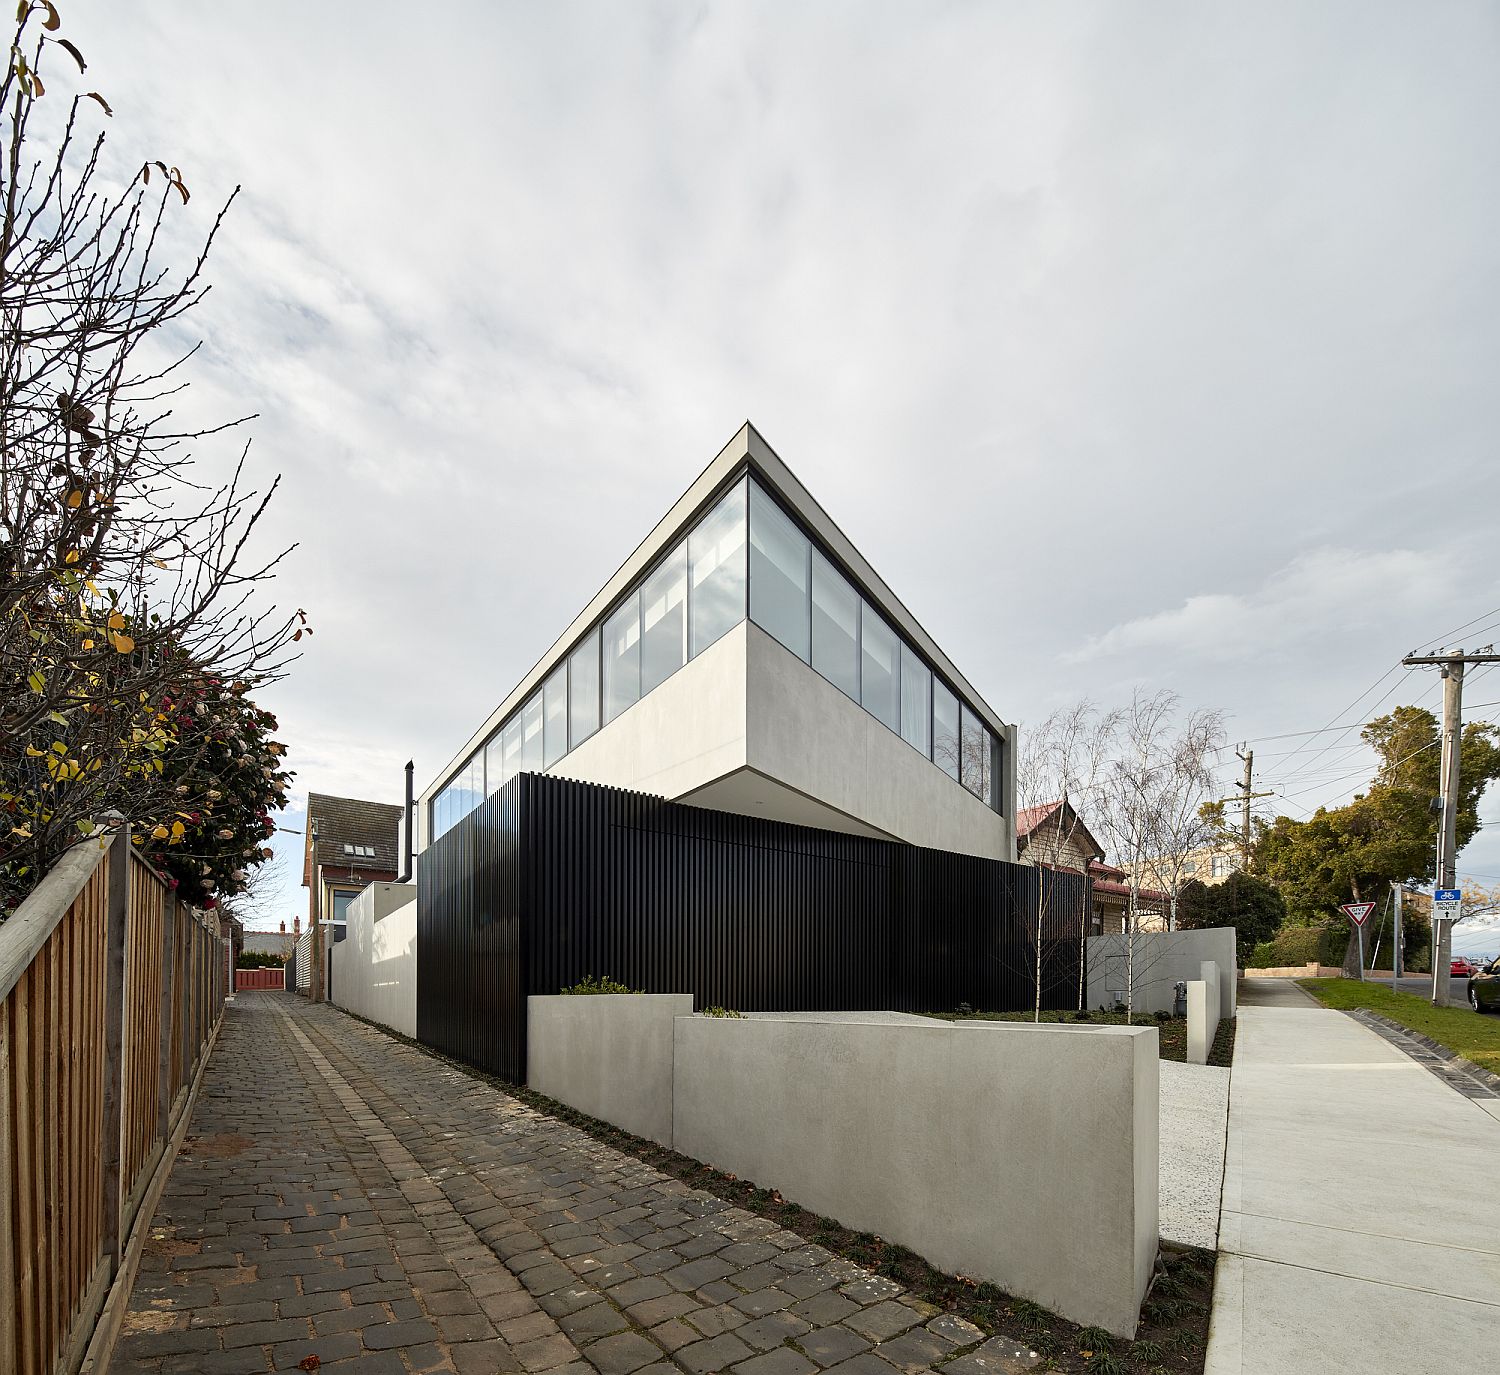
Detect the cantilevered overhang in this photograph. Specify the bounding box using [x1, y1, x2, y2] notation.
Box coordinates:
[420, 421, 1012, 835]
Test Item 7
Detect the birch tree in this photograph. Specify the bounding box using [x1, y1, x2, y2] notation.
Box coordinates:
[1015, 701, 1118, 1016]
[1093, 689, 1225, 1021]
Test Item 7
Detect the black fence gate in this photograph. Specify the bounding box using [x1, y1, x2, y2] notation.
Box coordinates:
[418, 773, 1087, 1082]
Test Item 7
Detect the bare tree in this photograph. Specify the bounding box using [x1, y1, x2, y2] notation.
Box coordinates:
[1, 4, 304, 900]
[1092, 689, 1225, 1021]
[1014, 701, 1118, 1017]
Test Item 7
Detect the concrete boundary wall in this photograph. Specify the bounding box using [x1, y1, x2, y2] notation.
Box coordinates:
[1088, 927, 1238, 1019]
[528, 995, 693, 1147]
[1186, 962, 1221, 1065]
[331, 882, 417, 1037]
[1245, 964, 1342, 979]
[672, 1013, 1158, 1337]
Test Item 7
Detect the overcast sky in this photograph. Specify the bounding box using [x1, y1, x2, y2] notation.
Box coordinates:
[64, 1, 1500, 949]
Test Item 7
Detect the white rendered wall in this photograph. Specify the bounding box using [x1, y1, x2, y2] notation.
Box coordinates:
[673, 1013, 1158, 1338]
[1087, 928, 1238, 1018]
[742, 623, 1012, 861]
[547, 624, 748, 800]
[331, 882, 417, 1037]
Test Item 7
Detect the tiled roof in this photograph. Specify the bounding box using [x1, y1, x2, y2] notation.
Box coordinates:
[1015, 800, 1106, 865]
[306, 792, 402, 874]
[1015, 802, 1062, 838]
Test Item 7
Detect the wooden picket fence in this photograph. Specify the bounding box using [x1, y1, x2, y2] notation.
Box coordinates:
[0, 828, 227, 1375]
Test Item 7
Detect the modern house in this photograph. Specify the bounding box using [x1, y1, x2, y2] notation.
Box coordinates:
[401, 423, 1089, 1082]
[420, 422, 1014, 862]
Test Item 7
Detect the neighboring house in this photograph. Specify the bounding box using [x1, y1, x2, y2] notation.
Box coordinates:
[1015, 799, 1170, 934]
[1015, 799, 1104, 874]
[241, 918, 299, 961]
[1088, 860, 1170, 935]
[1134, 841, 1242, 891]
[303, 793, 402, 998]
[419, 422, 1015, 862]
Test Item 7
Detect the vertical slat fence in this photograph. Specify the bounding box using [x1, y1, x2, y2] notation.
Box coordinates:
[0, 830, 227, 1375]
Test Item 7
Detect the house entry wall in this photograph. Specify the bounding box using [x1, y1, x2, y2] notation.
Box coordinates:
[418, 773, 1087, 1082]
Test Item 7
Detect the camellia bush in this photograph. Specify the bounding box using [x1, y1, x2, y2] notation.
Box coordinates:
[135, 673, 292, 909]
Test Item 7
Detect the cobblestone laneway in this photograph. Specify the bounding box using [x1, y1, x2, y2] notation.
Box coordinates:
[110, 994, 1037, 1375]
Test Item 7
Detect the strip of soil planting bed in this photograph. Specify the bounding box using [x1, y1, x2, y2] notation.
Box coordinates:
[331, 1004, 1218, 1374]
[925, 1009, 1237, 1067]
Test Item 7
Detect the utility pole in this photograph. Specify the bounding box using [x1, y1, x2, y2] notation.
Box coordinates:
[1391, 882, 1403, 984]
[1223, 746, 1272, 872]
[1401, 644, 1500, 1006]
[1237, 747, 1254, 868]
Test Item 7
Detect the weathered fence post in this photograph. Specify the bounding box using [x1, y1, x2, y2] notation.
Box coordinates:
[0, 982, 15, 1368]
[100, 825, 130, 1274]
[155, 895, 178, 1140]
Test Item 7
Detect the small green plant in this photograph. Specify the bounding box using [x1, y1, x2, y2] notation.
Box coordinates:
[1131, 1338, 1165, 1363]
[1076, 1327, 1112, 1354]
[1009, 1299, 1049, 1330]
[1071, 1009, 1093, 1022]
[701, 1005, 743, 1018]
[559, 974, 642, 995]
[955, 1001, 974, 1016]
[1083, 1352, 1126, 1375]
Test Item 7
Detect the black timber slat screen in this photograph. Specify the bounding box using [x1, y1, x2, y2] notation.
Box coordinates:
[417, 773, 1087, 1082]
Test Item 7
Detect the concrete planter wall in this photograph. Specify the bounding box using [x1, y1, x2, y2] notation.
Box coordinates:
[672, 1013, 1158, 1338]
[1087, 927, 1238, 1019]
[527, 994, 694, 1146]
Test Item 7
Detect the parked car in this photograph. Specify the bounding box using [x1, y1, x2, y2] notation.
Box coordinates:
[1469, 957, 1500, 1014]
[1451, 957, 1477, 978]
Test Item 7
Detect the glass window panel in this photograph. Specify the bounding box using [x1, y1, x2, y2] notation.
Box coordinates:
[860, 604, 900, 732]
[900, 644, 931, 756]
[543, 665, 567, 767]
[689, 477, 748, 657]
[603, 594, 641, 724]
[433, 792, 449, 840]
[641, 543, 687, 695]
[500, 716, 522, 788]
[811, 551, 859, 699]
[521, 693, 544, 772]
[933, 681, 960, 781]
[749, 482, 811, 662]
[961, 704, 992, 804]
[484, 730, 505, 796]
[569, 631, 600, 748]
[332, 890, 356, 924]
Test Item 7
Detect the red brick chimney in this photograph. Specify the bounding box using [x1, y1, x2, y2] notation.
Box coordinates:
[279, 920, 286, 934]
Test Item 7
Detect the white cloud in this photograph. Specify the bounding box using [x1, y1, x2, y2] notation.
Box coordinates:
[1069, 547, 1458, 666]
[39, 0, 1500, 908]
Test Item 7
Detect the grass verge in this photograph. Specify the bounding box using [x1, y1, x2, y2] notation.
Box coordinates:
[1297, 979, 1500, 1073]
[926, 1010, 1237, 1067]
[322, 999, 1217, 1374]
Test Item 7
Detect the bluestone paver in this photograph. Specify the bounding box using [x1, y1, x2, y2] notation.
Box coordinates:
[108, 993, 1013, 1375]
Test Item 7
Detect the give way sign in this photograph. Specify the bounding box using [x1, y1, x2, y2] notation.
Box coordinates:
[1340, 902, 1376, 927]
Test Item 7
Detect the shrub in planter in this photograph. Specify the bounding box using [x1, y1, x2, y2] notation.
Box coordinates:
[559, 974, 641, 994]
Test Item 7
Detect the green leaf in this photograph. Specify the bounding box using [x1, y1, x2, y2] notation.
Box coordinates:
[27, 669, 45, 693]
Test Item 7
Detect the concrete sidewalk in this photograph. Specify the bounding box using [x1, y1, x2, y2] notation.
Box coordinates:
[1207, 980, 1500, 1374]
